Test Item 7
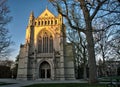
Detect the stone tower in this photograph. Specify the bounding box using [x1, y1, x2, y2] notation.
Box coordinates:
[17, 8, 75, 80]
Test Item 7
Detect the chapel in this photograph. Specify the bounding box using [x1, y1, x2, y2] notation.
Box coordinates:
[17, 8, 75, 80]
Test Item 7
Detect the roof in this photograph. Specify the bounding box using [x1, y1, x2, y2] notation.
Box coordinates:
[38, 8, 55, 18]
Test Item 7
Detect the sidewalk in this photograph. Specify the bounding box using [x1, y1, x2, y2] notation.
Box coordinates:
[0, 79, 87, 87]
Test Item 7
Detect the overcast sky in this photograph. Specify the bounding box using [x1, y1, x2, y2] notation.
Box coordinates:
[7, 0, 57, 61]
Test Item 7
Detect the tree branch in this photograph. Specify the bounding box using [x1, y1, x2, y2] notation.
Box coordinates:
[90, 0, 107, 20]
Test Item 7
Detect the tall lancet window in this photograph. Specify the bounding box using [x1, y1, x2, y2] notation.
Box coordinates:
[43, 32, 49, 53]
[49, 35, 53, 53]
[38, 36, 42, 53]
[38, 31, 53, 53]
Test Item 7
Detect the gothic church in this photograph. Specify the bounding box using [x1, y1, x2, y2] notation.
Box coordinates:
[17, 8, 75, 80]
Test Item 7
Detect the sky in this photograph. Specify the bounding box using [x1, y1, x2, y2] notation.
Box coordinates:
[7, 0, 57, 61]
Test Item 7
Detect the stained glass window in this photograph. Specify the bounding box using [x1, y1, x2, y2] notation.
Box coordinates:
[38, 31, 53, 53]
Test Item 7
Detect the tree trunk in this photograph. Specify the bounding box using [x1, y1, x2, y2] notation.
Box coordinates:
[83, 64, 87, 80]
[83, 47, 87, 80]
[86, 30, 97, 83]
[80, 0, 97, 83]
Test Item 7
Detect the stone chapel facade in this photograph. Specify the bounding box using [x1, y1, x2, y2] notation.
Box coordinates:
[17, 8, 75, 80]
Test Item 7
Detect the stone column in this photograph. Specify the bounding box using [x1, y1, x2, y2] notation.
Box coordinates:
[59, 25, 66, 80]
[33, 49, 37, 80]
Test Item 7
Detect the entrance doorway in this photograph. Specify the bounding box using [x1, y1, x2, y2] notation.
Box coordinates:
[39, 61, 51, 79]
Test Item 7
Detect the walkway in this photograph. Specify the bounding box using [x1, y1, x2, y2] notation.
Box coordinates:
[0, 79, 87, 87]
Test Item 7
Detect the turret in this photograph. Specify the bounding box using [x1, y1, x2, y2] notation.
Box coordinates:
[28, 11, 34, 26]
[25, 11, 35, 54]
[58, 13, 63, 25]
[25, 11, 35, 44]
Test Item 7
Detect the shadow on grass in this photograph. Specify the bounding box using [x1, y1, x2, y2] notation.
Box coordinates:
[98, 76, 120, 82]
[0, 82, 15, 86]
[23, 83, 106, 87]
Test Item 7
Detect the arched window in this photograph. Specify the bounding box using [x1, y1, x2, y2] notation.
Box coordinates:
[41, 21, 44, 25]
[49, 35, 53, 53]
[45, 21, 47, 25]
[43, 32, 48, 53]
[55, 20, 57, 24]
[48, 20, 50, 25]
[38, 36, 42, 53]
[38, 21, 40, 26]
[38, 31, 53, 53]
[51, 20, 53, 25]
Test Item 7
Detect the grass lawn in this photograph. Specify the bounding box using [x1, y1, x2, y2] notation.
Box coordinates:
[23, 83, 106, 87]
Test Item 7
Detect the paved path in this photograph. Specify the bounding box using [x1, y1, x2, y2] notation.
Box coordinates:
[0, 79, 87, 87]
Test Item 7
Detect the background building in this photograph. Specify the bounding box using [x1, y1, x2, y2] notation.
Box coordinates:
[0, 60, 13, 78]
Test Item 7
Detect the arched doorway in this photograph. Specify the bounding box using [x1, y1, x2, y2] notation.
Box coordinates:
[39, 61, 51, 79]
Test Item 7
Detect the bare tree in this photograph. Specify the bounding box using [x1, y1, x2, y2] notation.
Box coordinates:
[109, 29, 120, 60]
[67, 29, 88, 80]
[0, 0, 12, 58]
[94, 15, 120, 76]
[49, 0, 120, 83]
[94, 24, 111, 76]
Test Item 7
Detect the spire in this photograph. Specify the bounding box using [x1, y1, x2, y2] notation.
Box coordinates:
[29, 11, 34, 19]
[28, 11, 34, 26]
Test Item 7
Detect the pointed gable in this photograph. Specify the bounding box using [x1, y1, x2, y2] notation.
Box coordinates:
[38, 8, 55, 18]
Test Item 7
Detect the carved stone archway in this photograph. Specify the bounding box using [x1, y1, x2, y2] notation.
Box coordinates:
[39, 61, 51, 79]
